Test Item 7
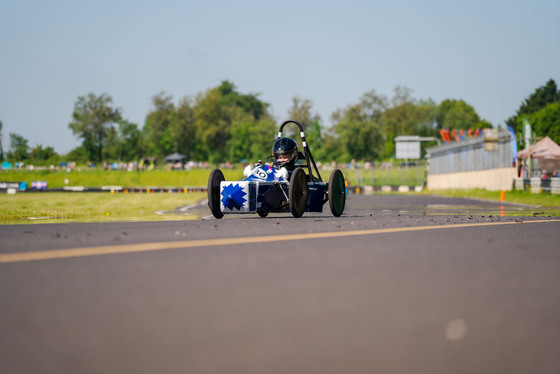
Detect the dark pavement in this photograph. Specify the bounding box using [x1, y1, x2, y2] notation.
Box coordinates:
[1, 194, 559, 373]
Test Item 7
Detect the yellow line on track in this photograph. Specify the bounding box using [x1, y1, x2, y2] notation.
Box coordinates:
[1, 219, 558, 264]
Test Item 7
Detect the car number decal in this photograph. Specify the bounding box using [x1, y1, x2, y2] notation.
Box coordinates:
[252, 168, 268, 180]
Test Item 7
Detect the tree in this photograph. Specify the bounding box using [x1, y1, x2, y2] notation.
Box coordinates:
[102, 120, 142, 162]
[8, 133, 30, 161]
[65, 146, 89, 163]
[358, 89, 389, 120]
[194, 81, 273, 163]
[103, 126, 119, 161]
[287, 97, 323, 154]
[228, 117, 276, 162]
[518, 79, 558, 117]
[142, 93, 199, 160]
[529, 102, 560, 145]
[506, 79, 558, 133]
[315, 128, 342, 162]
[287, 97, 320, 125]
[390, 85, 414, 107]
[29, 145, 57, 162]
[170, 97, 197, 159]
[117, 120, 142, 161]
[436, 99, 482, 130]
[380, 88, 414, 136]
[328, 87, 441, 160]
[331, 103, 384, 162]
[329, 89, 389, 161]
[194, 88, 235, 163]
[143, 92, 175, 158]
[414, 99, 439, 136]
[218, 81, 268, 120]
[382, 102, 435, 159]
[69, 93, 122, 162]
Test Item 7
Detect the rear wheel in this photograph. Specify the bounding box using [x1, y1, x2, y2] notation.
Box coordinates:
[328, 169, 346, 217]
[208, 169, 224, 219]
[257, 211, 269, 218]
[289, 168, 308, 218]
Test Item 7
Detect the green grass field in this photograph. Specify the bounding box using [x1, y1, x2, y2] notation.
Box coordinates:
[342, 166, 427, 186]
[423, 188, 560, 208]
[1, 165, 426, 188]
[0, 192, 205, 224]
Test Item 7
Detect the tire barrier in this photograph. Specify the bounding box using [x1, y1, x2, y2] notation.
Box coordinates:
[513, 177, 560, 194]
[0, 181, 27, 192]
[552, 179, 560, 194]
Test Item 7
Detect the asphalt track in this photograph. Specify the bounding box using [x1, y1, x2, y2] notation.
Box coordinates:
[1, 194, 559, 374]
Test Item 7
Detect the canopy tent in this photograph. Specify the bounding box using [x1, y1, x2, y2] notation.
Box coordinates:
[164, 152, 186, 162]
[517, 136, 560, 160]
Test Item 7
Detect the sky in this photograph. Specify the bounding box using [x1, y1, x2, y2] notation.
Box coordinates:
[1, 0, 559, 154]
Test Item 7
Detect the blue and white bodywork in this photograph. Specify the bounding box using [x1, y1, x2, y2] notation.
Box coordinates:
[220, 181, 253, 213]
[219, 164, 327, 215]
[220, 165, 292, 214]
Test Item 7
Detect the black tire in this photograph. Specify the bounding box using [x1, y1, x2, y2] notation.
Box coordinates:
[257, 211, 269, 218]
[289, 168, 308, 218]
[328, 169, 346, 217]
[208, 169, 224, 219]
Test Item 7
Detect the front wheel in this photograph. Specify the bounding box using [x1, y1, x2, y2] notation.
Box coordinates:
[208, 169, 224, 219]
[289, 168, 308, 218]
[328, 169, 346, 217]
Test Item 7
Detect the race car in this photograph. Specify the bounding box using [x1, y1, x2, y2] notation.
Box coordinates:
[207, 120, 346, 219]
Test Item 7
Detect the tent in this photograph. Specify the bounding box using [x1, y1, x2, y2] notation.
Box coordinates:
[517, 136, 560, 160]
[1, 161, 12, 170]
[164, 152, 186, 162]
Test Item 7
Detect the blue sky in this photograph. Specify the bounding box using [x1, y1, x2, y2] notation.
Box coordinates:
[1, 0, 559, 154]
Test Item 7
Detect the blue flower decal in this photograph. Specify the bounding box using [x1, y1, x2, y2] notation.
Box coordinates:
[221, 183, 248, 211]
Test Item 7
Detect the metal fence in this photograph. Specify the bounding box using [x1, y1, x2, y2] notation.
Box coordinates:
[427, 129, 514, 175]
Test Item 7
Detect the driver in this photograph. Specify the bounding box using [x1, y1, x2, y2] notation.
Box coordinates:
[243, 137, 298, 180]
[272, 137, 298, 170]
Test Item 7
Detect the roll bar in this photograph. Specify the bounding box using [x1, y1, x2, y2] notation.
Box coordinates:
[277, 120, 322, 182]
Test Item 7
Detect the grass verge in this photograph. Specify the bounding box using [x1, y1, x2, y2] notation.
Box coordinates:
[424, 189, 560, 208]
[0, 192, 206, 224]
[2, 189, 558, 225]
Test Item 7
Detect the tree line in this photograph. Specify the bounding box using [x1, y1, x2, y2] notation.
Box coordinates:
[1, 79, 558, 165]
